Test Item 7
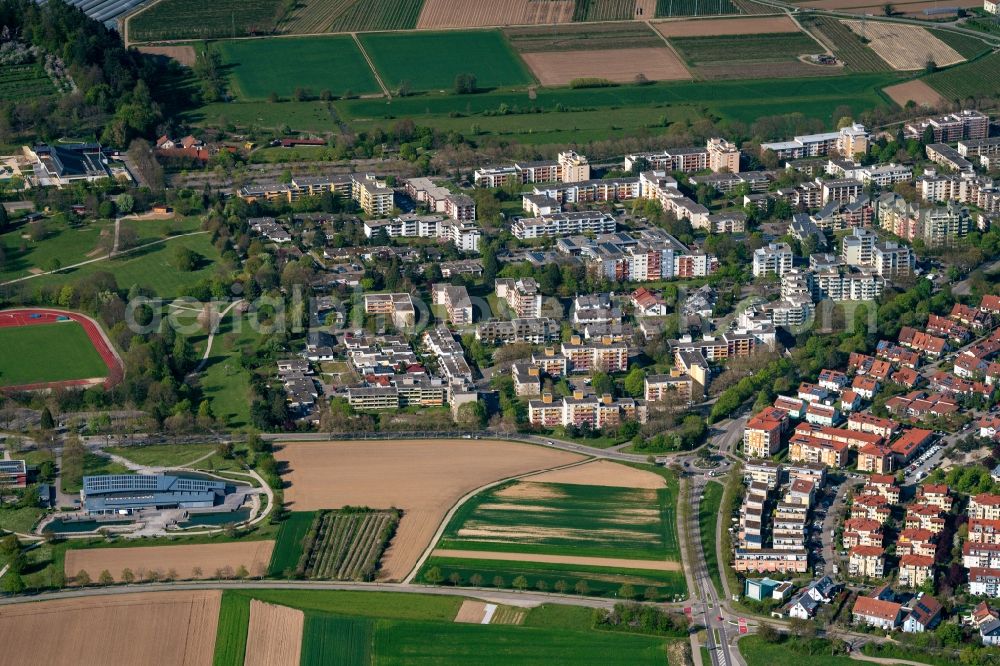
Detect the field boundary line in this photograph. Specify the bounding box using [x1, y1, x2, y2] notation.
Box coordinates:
[0, 230, 209, 287]
[647, 20, 693, 74]
[352, 33, 390, 97]
[400, 457, 595, 584]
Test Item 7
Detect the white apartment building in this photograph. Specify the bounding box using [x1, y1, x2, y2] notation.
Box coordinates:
[753, 243, 794, 277]
[511, 211, 616, 239]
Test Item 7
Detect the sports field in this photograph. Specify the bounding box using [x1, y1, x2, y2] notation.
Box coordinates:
[217, 36, 382, 99]
[359, 30, 535, 90]
[0, 321, 108, 387]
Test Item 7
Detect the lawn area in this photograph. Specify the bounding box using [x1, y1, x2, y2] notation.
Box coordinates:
[670, 33, 820, 65]
[128, 0, 285, 42]
[119, 215, 203, 246]
[104, 443, 242, 471]
[213, 591, 251, 666]
[197, 311, 262, 428]
[216, 35, 382, 100]
[0, 217, 110, 282]
[740, 635, 855, 666]
[0, 322, 108, 387]
[420, 555, 687, 599]
[437, 480, 677, 560]
[359, 30, 535, 91]
[0, 505, 45, 534]
[31, 232, 222, 299]
[699, 481, 724, 597]
[268, 511, 316, 576]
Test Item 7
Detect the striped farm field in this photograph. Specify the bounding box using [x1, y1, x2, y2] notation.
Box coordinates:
[653, 15, 799, 37]
[300, 509, 400, 580]
[923, 51, 1000, 100]
[418, 0, 574, 29]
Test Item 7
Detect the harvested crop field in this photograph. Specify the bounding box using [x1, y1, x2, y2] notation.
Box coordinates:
[433, 548, 683, 570]
[526, 460, 666, 488]
[653, 15, 799, 37]
[65, 541, 275, 581]
[276, 439, 582, 580]
[884, 79, 944, 107]
[506, 21, 662, 51]
[136, 45, 197, 66]
[843, 21, 963, 70]
[417, 0, 574, 28]
[245, 600, 304, 666]
[522, 47, 691, 85]
[0, 591, 220, 665]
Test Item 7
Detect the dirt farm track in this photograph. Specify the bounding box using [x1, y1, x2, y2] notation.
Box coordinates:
[276, 439, 583, 580]
[0, 590, 220, 665]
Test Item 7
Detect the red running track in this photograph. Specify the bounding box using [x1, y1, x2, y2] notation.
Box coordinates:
[0, 308, 124, 392]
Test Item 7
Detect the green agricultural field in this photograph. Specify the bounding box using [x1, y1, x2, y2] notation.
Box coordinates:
[671, 33, 821, 65]
[359, 30, 534, 91]
[924, 51, 1000, 100]
[0, 63, 57, 101]
[216, 36, 381, 100]
[0, 322, 107, 387]
[437, 480, 678, 560]
[269, 512, 317, 576]
[327, 0, 424, 32]
[930, 29, 991, 60]
[0, 217, 110, 282]
[301, 613, 373, 665]
[30, 232, 223, 299]
[128, 0, 286, 42]
[213, 591, 251, 666]
[421, 555, 688, 599]
[699, 481, 724, 596]
[655, 0, 738, 16]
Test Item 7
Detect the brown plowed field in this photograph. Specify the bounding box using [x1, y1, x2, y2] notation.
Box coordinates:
[136, 45, 197, 66]
[525, 459, 666, 488]
[433, 548, 683, 570]
[522, 47, 691, 85]
[0, 591, 220, 665]
[417, 0, 574, 29]
[842, 21, 963, 70]
[244, 600, 304, 666]
[276, 439, 582, 581]
[65, 541, 275, 581]
[884, 79, 945, 107]
[653, 15, 798, 37]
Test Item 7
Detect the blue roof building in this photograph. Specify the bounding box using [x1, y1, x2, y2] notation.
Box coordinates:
[81, 474, 226, 514]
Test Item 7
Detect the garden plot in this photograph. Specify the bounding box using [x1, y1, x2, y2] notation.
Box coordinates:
[842, 20, 964, 70]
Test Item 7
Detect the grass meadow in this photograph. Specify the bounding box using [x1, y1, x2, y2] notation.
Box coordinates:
[699, 481, 724, 596]
[359, 30, 535, 91]
[269, 511, 316, 576]
[217, 36, 382, 99]
[0, 322, 108, 387]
